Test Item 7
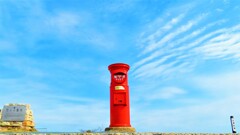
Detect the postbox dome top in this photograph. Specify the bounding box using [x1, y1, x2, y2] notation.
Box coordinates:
[108, 63, 130, 71]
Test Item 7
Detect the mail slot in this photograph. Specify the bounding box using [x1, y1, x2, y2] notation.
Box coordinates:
[114, 92, 126, 105]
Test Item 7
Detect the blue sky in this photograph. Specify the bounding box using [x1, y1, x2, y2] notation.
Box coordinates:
[0, 0, 240, 133]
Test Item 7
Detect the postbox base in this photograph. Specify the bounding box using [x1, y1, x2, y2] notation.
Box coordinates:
[105, 127, 136, 132]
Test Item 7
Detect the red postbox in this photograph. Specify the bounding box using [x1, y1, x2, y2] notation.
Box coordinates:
[105, 63, 135, 132]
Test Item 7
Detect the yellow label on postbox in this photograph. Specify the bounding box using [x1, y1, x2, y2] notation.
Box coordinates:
[115, 86, 125, 90]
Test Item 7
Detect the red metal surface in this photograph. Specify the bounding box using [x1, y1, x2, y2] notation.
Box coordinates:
[108, 63, 131, 127]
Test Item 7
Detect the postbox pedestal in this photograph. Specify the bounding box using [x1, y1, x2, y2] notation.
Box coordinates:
[105, 127, 136, 132]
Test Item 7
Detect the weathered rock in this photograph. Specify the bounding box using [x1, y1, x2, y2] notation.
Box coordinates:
[0, 103, 37, 132]
[0, 121, 10, 126]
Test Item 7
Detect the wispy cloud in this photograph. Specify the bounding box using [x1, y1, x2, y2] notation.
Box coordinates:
[132, 53, 179, 77]
[140, 14, 207, 55]
[145, 87, 186, 100]
[194, 29, 240, 60]
[139, 14, 186, 48]
[133, 2, 240, 80]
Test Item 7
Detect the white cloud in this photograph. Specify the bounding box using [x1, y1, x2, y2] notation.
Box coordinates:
[104, 0, 137, 13]
[0, 1, 118, 51]
[45, 12, 81, 35]
[195, 32, 240, 60]
[132, 94, 240, 132]
[0, 81, 109, 132]
[216, 8, 224, 12]
[191, 71, 240, 96]
[132, 20, 221, 72]
[141, 14, 185, 46]
[131, 71, 240, 131]
[134, 60, 179, 79]
[132, 53, 178, 77]
[146, 87, 186, 100]
[223, 0, 230, 4]
[131, 70, 240, 132]
[34, 99, 109, 132]
[132, 51, 162, 70]
[0, 40, 17, 52]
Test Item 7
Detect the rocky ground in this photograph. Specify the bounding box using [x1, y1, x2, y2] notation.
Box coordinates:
[0, 133, 239, 135]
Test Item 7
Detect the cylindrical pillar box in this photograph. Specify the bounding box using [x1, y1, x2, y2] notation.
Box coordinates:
[105, 63, 135, 132]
